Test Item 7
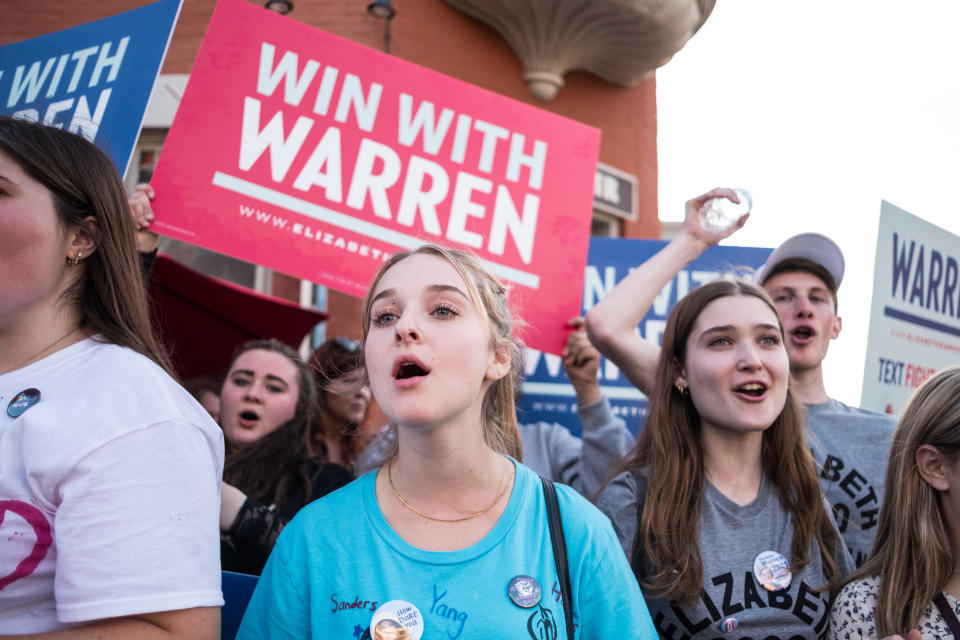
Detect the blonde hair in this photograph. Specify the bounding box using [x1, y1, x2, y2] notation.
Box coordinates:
[844, 366, 960, 636]
[360, 245, 523, 462]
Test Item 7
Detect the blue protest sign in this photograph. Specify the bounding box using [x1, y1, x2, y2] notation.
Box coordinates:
[518, 236, 772, 436]
[0, 0, 182, 175]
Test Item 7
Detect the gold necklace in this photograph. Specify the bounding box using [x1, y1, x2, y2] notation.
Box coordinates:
[387, 459, 514, 523]
[4, 326, 82, 374]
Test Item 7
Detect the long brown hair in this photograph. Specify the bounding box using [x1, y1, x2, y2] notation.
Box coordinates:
[222, 339, 318, 507]
[0, 116, 172, 373]
[359, 245, 523, 463]
[307, 337, 366, 461]
[617, 278, 840, 604]
[844, 366, 960, 636]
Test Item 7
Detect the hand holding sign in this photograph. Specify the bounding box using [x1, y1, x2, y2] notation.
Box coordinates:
[562, 317, 603, 407]
[129, 183, 159, 253]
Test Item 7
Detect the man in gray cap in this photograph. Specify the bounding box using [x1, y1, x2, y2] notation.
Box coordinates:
[757, 233, 895, 566]
[586, 189, 894, 566]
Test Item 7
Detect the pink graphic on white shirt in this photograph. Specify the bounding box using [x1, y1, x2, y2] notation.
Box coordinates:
[0, 500, 53, 590]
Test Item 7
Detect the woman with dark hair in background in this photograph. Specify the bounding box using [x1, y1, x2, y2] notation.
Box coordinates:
[219, 339, 353, 575]
[0, 116, 223, 636]
[307, 337, 372, 469]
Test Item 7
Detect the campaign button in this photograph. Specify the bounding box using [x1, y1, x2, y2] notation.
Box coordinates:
[508, 575, 542, 608]
[718, 617, 739, 633]
[753, 549, 792, 591]
[370, 599, 423, 640]
[7, 388, 40, 418]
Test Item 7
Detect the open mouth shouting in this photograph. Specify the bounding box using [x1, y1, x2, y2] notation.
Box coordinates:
[789, 325, 815, 346]
[734, 381, 768, 401]
[393, 356, 431, 388]
[237, 408, 261, 429]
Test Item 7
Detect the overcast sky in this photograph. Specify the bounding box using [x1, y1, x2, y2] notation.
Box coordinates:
[656, 1, 960, 406]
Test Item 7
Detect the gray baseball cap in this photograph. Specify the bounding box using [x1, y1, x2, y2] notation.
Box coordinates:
[758, 233, 845, 288]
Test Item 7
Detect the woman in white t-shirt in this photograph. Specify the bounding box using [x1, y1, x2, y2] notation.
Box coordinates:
[0, 115, 223, 636]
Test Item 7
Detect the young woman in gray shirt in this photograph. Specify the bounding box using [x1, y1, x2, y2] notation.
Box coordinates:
[590, 191, 853, 638]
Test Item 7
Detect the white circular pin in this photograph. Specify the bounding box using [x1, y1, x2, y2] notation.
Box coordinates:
[370, 600, 424, 640]
[753, 550, 792, 591]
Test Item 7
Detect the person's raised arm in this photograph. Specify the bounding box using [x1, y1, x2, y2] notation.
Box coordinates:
[562, 318, 635, 494]
[584, 188, 747, 395]
[562, 317, 604, 408]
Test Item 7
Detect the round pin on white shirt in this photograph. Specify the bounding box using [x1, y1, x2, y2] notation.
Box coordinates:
[7, 388, 40, 418]
[370, 600, 424, 640]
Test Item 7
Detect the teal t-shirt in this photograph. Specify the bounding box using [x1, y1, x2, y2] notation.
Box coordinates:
[237, 459, 655, 639]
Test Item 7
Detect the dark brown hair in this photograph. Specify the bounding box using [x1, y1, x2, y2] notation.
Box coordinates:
[307, 337, 366, 460]
[310, 337, 364, 385]
[0, 115, 172, 372]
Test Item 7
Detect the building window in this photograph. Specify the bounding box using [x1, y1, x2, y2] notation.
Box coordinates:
[590, 210, 620, 236]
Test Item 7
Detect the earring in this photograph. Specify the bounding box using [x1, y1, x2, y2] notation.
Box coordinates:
[674, 380, 689, 398]
[67, 252, 82, 266]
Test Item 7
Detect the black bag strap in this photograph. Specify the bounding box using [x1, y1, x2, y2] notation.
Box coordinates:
[934, 593, 960, 637]
[541, 476, 575, 640]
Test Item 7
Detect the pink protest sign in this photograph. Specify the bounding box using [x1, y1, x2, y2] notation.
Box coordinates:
[150, 0, 599, 353]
